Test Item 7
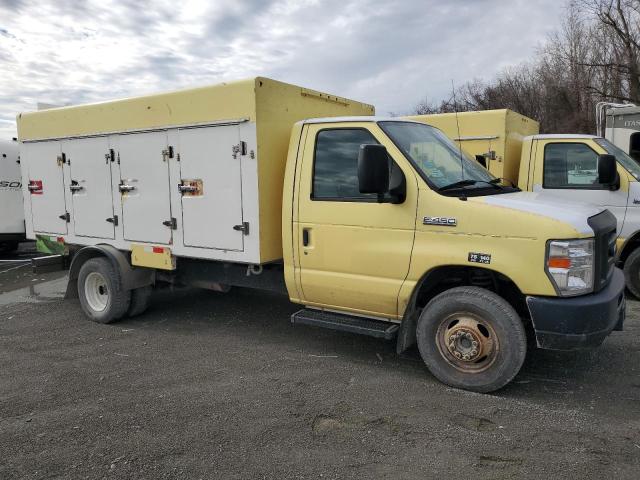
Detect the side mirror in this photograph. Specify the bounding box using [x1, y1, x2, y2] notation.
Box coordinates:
[358, 144, 389, 197]
[598, 154, 617, 186]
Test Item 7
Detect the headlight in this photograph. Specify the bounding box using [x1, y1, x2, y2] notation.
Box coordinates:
[546, 239, 594, 296]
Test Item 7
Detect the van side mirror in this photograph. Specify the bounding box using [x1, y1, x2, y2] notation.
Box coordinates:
[598, 154, 618, 187]
[358, 144, 390, 197]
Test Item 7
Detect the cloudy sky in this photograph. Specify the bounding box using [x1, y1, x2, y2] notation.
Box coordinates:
[0, 0, 566, 138]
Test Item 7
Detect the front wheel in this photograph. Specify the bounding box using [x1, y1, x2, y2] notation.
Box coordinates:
[78, 257, 131, 324]
[416, 286, 527, 393]
[623, 247, 640, 299]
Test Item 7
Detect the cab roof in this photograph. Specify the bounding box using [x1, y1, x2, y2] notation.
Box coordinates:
[302, 116, 417, 124]
[524, 134, 601, 141]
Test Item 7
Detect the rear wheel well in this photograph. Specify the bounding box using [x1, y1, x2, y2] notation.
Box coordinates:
[396, 266, 527, 354]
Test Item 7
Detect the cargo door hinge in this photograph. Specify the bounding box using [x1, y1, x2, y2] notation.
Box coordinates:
[162, 146, 175, 162]
[105, 149, 115, 163]
[106, 215, 119, 226]
[162, 217, 177, 230]
[232, 141, 247, 159]
[233, 222, 249, 235]
[58, 212, 70, 223]
[57, 152, 67, 166]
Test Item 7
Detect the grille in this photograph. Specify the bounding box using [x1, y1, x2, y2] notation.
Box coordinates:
[588, 211, 617, 293]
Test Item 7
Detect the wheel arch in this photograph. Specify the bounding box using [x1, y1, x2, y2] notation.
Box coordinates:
[396, 265, 527, 354]
[65, 245, 155, 299]
[617, 231, 640, 266]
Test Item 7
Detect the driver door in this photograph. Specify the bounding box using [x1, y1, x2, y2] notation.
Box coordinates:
[294, 123, 418, 318]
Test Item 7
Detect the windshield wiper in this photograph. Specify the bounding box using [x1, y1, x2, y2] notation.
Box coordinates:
[438, 179, 504, 192]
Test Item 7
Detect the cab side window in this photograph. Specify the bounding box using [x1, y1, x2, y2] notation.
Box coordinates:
[312, 128, 379, 201]
[543, 143, 601, 189]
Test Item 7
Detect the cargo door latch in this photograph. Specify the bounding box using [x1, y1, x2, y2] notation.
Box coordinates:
[58, 212, 70, 223]
[233, 222, 249, 235]
[106, 215, 119, 226]
[163, 218, 177, 230]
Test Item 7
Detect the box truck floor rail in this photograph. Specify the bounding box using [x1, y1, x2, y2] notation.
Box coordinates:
[18, 79, 625, 393]
[0, 139, 25, 253]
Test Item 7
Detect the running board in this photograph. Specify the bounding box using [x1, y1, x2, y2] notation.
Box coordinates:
[291, 309, 399, 340]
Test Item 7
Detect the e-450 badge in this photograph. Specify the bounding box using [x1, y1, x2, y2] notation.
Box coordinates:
[468, 252, 491, 264]
[423, 216, 457, 226]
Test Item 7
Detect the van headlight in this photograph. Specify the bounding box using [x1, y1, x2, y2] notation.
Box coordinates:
[546, 239, 594, 296]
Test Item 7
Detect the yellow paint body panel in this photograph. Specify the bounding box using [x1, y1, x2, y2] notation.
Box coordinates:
[283, 121, 580, 320]
[406, 109, 540, 185]
[131, 245, 176, 270]
[18, 77, 375, 263]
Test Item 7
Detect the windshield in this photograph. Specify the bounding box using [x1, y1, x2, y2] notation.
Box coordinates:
[595, 138, 640, 181]
[378, 121, 496, 191]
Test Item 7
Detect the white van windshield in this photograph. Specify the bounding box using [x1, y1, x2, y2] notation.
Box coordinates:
[595, 138, 640, 181]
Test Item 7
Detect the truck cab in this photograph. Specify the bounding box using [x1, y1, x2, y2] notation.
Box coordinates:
[517, 134, 640, 297]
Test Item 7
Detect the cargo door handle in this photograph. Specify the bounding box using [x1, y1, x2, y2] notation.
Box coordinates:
[69, 181, 83, 193]
[163, 218, 177, 229]
[233, 222, 250, 235]
[302, 228, 310, 246]
[106, 216, 118, 226]
[119, 184, 136, 193]
[178, 184, 198, 193]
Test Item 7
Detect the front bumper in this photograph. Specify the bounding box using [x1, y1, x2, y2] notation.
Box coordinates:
[526, 267, 626, 350]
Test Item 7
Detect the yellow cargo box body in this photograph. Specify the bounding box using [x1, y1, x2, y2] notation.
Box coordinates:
[405, 109, 539, 185]
[18, 77, 375, 264]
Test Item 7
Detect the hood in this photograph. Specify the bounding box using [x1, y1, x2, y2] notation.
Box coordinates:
[480, 191, 604, 235]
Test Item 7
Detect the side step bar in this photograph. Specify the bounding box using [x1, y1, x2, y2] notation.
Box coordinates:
[291, 309, 399, 340]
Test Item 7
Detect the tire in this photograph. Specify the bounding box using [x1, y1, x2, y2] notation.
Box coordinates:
[127, 285, 152, 317]
[0, 241, 19, 255]
[416, 286, 527, 393]
[77, 257, 131, 324]
[623, 247, 640, 299]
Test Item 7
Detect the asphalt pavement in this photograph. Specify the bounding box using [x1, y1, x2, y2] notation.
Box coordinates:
[1, 244, 639, 479]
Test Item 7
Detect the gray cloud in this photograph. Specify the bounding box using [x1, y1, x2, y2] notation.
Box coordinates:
[0, 0, 565, 138]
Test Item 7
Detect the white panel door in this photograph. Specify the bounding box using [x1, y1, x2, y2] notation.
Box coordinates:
[65, 137, 116, 239]
[178, 125, 244, 251]
[116, 131, 172, 244]
[23, 141, 68, 235]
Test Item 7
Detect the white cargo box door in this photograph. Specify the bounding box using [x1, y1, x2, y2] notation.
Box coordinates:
[116, 131, 172, 244]
[22, 141, 68, 235]
[178, 125, 244, 251]
[65, 137, 116, 239]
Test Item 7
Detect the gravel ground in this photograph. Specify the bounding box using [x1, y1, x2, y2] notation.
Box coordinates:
[0, 244, 639, 479]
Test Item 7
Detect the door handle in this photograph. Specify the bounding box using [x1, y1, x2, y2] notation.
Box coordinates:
[119, 184, 136, 193]
[69, 181, 84, 192]
[302, 228, 310, 247]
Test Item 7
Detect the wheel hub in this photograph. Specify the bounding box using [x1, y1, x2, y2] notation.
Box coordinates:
[446, 328, 481, 361]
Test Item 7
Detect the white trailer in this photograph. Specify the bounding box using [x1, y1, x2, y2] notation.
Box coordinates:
[0, 139, 25, 253]
[603, 104, 640, 162]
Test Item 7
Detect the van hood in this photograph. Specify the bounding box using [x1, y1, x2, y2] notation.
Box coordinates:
[480, 191, 604, 235]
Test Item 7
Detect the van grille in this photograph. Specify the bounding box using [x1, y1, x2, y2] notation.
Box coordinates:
[587, 211, 617, 293]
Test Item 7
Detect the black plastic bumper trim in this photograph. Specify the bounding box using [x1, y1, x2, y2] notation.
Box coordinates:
[526, 267, 625, 350]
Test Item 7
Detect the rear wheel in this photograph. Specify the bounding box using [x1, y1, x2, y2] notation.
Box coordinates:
[416, 286, 527, 393]
[623, 247, 640, 299]
[78, 257, 130, 324]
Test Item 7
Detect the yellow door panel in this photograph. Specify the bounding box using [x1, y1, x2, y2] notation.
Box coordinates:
[294, 123, 418, 318]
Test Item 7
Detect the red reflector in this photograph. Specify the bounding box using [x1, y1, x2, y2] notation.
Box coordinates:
[56, 237, 64, 243]
[152, 247, 164, 254]
[548, 257, 571, 269]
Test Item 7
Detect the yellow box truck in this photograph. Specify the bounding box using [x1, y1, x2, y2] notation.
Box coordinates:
[409, 109, 640, 299]
[18, 80, 625, 393]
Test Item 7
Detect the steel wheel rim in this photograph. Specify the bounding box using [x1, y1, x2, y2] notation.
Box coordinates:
[435, 312, 499, 373]
[84, 272, 109, 312]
